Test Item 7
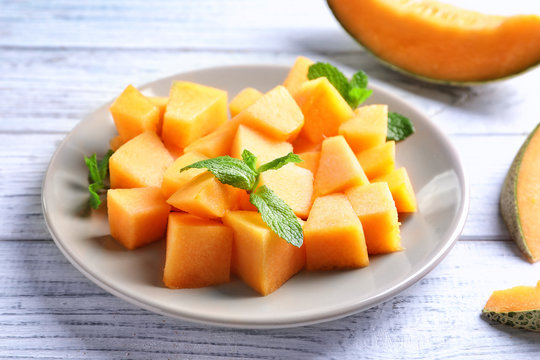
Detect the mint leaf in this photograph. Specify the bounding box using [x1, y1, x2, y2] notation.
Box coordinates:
[348, 87, 373, 109]
[98, 150, 114, 181]
[241, 149, 258, 173]
[350, 70, 368, 89]
[88, 182, 104, 210]
[181, 156, 257, 191]
[249, 186, 303, 247]
[84, 150, 114, 210]
[84, 154, 101, 184]
[307, 62, 350, 101]
[387, 112, 415, 141]
[257, 152, 302, 173]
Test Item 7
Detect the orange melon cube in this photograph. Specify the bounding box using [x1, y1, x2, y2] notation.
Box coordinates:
[373, 167, 417, 213]
[356, 141, 396, 180]
[294, 77, 353, 143]
[345, 183, 401, 254]
[147, 96, 168, 135]
[235, 85, 304, 141]
[109, 85, 160, 142]
[291, 133, 321, 153]
[161, 151, 209, 199]
[183, 117, 241, 158]
[162, 81, 228, 149]
[314, 136, 369, 196]
[230, 125, 293, 165]
[339, 104, 388, 152]
[163, 213, 233, 289]
[109, 135, 124, 151]
[222, 211, 305, 295]
[297, 151, 321, 175]
[283, 56, 314, 96]
[109, 131, 174, 189]
[303, 194, 369, 270]
[107, 187, 170, 250]
[229, 87, 263, 118]
[236, 190, 257, 211]
[259, 164, 314, 219]
[166, 172, 235, 219]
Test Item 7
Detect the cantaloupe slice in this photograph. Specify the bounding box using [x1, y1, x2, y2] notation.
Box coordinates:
[294, 77, 353, 143]
[229, 87, 263, 118]
[184, 117, 242, 158]
[373, 167, 417, 213]
[109, 85, 160, 142]
[162, 81, 227, 149]
[161, 151, 209, 199]
[282, 56, 314, 96]
[339, 105, 388, 153]
[356, 141, 396, 180]
[163, 213, 233, 289]
[314, 136, 369, 196]
[501, 122, 540, 263]
[109, 135, 124, 151]
[222, 211, 306, 296]
[291, 134, 322, 153]
[303, 194, 369, 270]
[482, 281, 540, 332]
[230, 125, 293, 165]
[109, 131, 173, 189]
[107, 187, 170, 250]
[234, 85, 304, 142]
[147, 96, 168, 136]
[297, 151, 321, 175]
[345, 183, 401, 254]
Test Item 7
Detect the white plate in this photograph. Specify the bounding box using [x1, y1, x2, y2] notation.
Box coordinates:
[42, 64, 469, 328]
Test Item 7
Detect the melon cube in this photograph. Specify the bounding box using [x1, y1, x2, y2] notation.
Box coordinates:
[373, 167, 417, 213]
[291, 133, 321, 153]
[314, 136, 369, 196]
[161, 151, 209, 199]
[184, 117, 242, 158]
[297, 151, 321, 175]
[163, 213, 233, 289]
[107, 187, 170, 250]
[222, 211, 305, 295]
[162, 81, 227, 149]
[230, 125, 293, 165]
[303, 194, 369, 270]
[229, 87, 263, 118]
[283, 56, 314, 96]
[109, 135, 124, 151]
[294, 77, 353, 143]
[147, 96, 168, 135]
[356, 141, 396, 180]
[345, 183, 401, 254]
[109, 85, 160, 142]
[259, 164, 314, 219]
[235, 85, 304, 141]
[109, 131, 173, 189]
[339, 105, 388, 152]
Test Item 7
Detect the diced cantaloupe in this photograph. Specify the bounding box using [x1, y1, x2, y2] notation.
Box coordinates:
[230, 124, 293, 165]
[314, 136, 369, 196]
[303, 194, 369, 270]
[107, 187, 170, 250]
[283, 56, 314, 96]
[163, 213, 233, 289]
[236, 190, 257, 211]
[339, 104, 388, 152]
[183, 117, 242, 158]
[109, 85, 160, 142]
[373, 167, 417, 213]
[166, 172, 236, 219]
[291, 133, 322, 153]
[259, 164, 314, 219]
[297, 151, 321, 175]
[162, 81, 227, 149]
[147, 96, 168, 136]
[109, 131, 174, 189]
[222, 211, 305, 295]
[161, 151, 209, 199]
[229, 88, 263, 118]
[356, 141, 395, 180]
[109, 135, 124, 151]
[294, 77, 353, 143]
[234, 85, 304, 141]
[345, 183, 401, 254]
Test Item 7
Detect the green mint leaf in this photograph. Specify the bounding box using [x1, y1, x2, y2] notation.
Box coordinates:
[181, 156, 257, 191]
[84, 154, 102, 184]
[85, 150, 113, 210]
[350, 70, 369, 89]
[97, 149, 114, 181]
[249, 186, 303, 247]
[387, 111, 415, 141]
[347, 88, 373, 108]
[88, 182, 104, 210]
[241, 149, 258, 173]
[307, 62, 350, 101]
[257, 152, 303, 173]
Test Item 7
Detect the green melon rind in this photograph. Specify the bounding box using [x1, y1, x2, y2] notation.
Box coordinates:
[482, 309, 540, 332]
[326, 1, 540, 86]
[500, 122, 540, 263]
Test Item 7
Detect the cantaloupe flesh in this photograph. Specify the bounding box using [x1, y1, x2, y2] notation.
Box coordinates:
[328, 0, 540, 82]
[356, 141, 395, 180]
[339, 105, 388, 153]
[109, 135, 124, 151]
[147, 96, 168, 136]
[109, 131, 173, 189]
[291, 134, 321, 153]
[230, 125, 293, 166]
[303, 194, 369, 270]
[516, 128, 540, 261]
[222, 211, 306, 296]
[107, 187, 170, 250]
[484, 281, 540, 313]
[229, 88, 263, 118]
[297, 151, 321, 175]
[282, 56, 314, 96]
[163, 213, 233, 289]
[161, 151, 208, 199]
[373, 167, 417, 213]
[184, 117, 242, 158]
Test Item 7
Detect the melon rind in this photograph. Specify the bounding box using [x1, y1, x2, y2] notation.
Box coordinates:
[481, 309, 540, 332]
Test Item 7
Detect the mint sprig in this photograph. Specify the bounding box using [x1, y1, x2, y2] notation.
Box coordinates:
[387, 111, 415, 141]
[181, 150, 304, 247]
[84, 150, 114, 209]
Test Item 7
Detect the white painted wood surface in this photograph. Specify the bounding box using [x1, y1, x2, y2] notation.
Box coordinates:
[1, 0, 539, 358]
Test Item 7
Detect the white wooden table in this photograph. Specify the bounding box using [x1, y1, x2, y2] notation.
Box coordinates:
[1, 0, 539, 358]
